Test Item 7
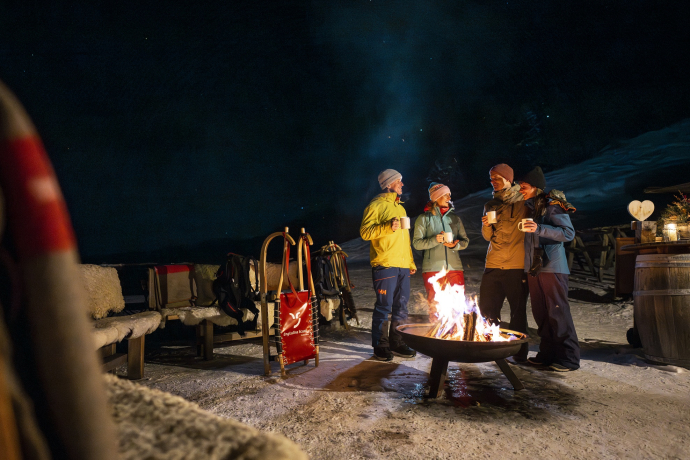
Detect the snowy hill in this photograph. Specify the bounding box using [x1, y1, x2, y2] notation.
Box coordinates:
[343, 119, 690, 262]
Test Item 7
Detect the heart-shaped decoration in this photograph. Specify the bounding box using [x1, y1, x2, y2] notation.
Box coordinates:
[628, 200, 655, 221]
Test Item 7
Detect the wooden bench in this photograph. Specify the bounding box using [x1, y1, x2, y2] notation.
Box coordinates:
[81, 264, 161, 379]
[149, 264, 280, 360]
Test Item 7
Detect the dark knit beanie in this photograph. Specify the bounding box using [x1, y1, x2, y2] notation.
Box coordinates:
[520, 166, 546, 190]
[489, 163, 514, 183]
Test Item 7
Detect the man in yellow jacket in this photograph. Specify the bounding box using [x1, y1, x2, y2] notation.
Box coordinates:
[360, 169, 417, 361]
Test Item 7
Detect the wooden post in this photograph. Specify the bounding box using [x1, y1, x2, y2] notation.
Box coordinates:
[196, 323, 202, 357]
[100, 343, 116, 359]
[598, 234, 608, 282]
[127, 335, 145, 380]
[202, 319, 213, 360]
[605, 232, 617, 268]
[576, 236, 598, 277]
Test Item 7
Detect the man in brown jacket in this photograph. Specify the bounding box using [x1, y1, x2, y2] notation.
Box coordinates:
[479, 163, 529, 361]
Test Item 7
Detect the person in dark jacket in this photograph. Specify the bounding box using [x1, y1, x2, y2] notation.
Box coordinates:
[518, 166, 580, 372]
[479, 163, 529, 361]
[413, 182, 470, 319]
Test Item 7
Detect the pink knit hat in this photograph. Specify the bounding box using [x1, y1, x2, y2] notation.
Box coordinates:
[428, 182, 451, 202]
[489, 163, 514, 183]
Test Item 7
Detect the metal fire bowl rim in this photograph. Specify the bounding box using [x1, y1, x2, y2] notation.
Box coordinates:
[396, 323, 528, 344]
[395, 323, 528, 363]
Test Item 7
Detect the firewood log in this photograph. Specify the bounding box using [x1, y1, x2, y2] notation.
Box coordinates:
[462, 312, 477, 341]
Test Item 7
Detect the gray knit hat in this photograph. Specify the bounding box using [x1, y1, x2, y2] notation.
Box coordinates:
[378, 169, 402, 190]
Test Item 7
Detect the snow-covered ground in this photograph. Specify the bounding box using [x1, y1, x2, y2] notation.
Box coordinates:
[122, 122, 690, 459]
[132, 255, 689, 459]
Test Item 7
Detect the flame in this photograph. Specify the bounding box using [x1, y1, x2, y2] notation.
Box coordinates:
[426, 267, 513, 342]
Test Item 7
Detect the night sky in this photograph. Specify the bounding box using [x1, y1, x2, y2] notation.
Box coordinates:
[2, 1, 689, 263]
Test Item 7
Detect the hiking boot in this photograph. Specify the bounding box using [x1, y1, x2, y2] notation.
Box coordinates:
[508, 355, 529, 365]
[527, 355, 549, 366]
[549, 363, 577, 372]
[373, 347, 393, 361]
[390, 342, 416, 358]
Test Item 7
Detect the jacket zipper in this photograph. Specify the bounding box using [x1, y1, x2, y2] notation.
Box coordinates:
[440, 209, 449, 267]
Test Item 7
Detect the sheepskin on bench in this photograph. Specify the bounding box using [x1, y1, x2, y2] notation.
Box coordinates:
[92, 311, 162, 350]
[104, 374, 307, 460]
[159, 305, 259, 328]
[81, 264, 126, 320]
[80, 264, 161, 379]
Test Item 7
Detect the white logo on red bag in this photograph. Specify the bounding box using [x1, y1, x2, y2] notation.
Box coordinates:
[288, 303, 307, 329]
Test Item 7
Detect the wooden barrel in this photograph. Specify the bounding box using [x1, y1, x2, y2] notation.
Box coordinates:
[634, 254, 690, 367]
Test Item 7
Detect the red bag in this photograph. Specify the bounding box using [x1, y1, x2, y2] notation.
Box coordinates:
[279, 241, 317, 365]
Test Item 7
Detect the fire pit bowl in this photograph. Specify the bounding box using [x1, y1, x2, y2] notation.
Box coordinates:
[397, 323, 527, 363]
[396, 323, 529, 397]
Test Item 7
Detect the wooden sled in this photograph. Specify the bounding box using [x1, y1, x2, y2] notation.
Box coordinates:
[259, 228, 319, 376]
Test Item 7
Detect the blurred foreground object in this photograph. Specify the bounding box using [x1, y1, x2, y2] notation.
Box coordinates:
[0, 79, 118, 459]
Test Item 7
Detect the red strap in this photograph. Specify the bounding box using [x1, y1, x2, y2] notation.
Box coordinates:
[155, 265, 191, 274]
[341, 254, 354, 288]
[283, 233, 300, 298]
[302, 234, 314, 294]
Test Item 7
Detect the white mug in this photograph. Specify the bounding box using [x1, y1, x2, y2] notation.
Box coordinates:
[486, 210, 497, 224]
[400, 216, 410, 229]
[518, 218, 534, 232]
[444, 231, 453, 243]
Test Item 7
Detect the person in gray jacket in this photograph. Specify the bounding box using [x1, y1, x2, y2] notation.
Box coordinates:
[413, 182, 469, 319]
[519, 166, 580, 372]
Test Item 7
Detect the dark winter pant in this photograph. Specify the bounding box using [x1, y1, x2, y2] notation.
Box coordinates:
[528, 272, 580, 369]
[371, 266, 410, 347]
[479, 268, 529, 358]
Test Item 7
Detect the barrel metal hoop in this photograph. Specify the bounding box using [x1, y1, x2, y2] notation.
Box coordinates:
[644, 354, 690, 367]
[635, 262, 690, 268]
[634, 289, 690, 296]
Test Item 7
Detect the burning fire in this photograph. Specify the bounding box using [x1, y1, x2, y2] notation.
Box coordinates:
[426, 268, 514, 342]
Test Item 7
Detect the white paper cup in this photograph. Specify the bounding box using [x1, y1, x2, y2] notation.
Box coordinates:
[518, 218, 534, 232]
[444, 231, 453, 243]
[400, 216, 410, 229]
[487, 210, 497, 224]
